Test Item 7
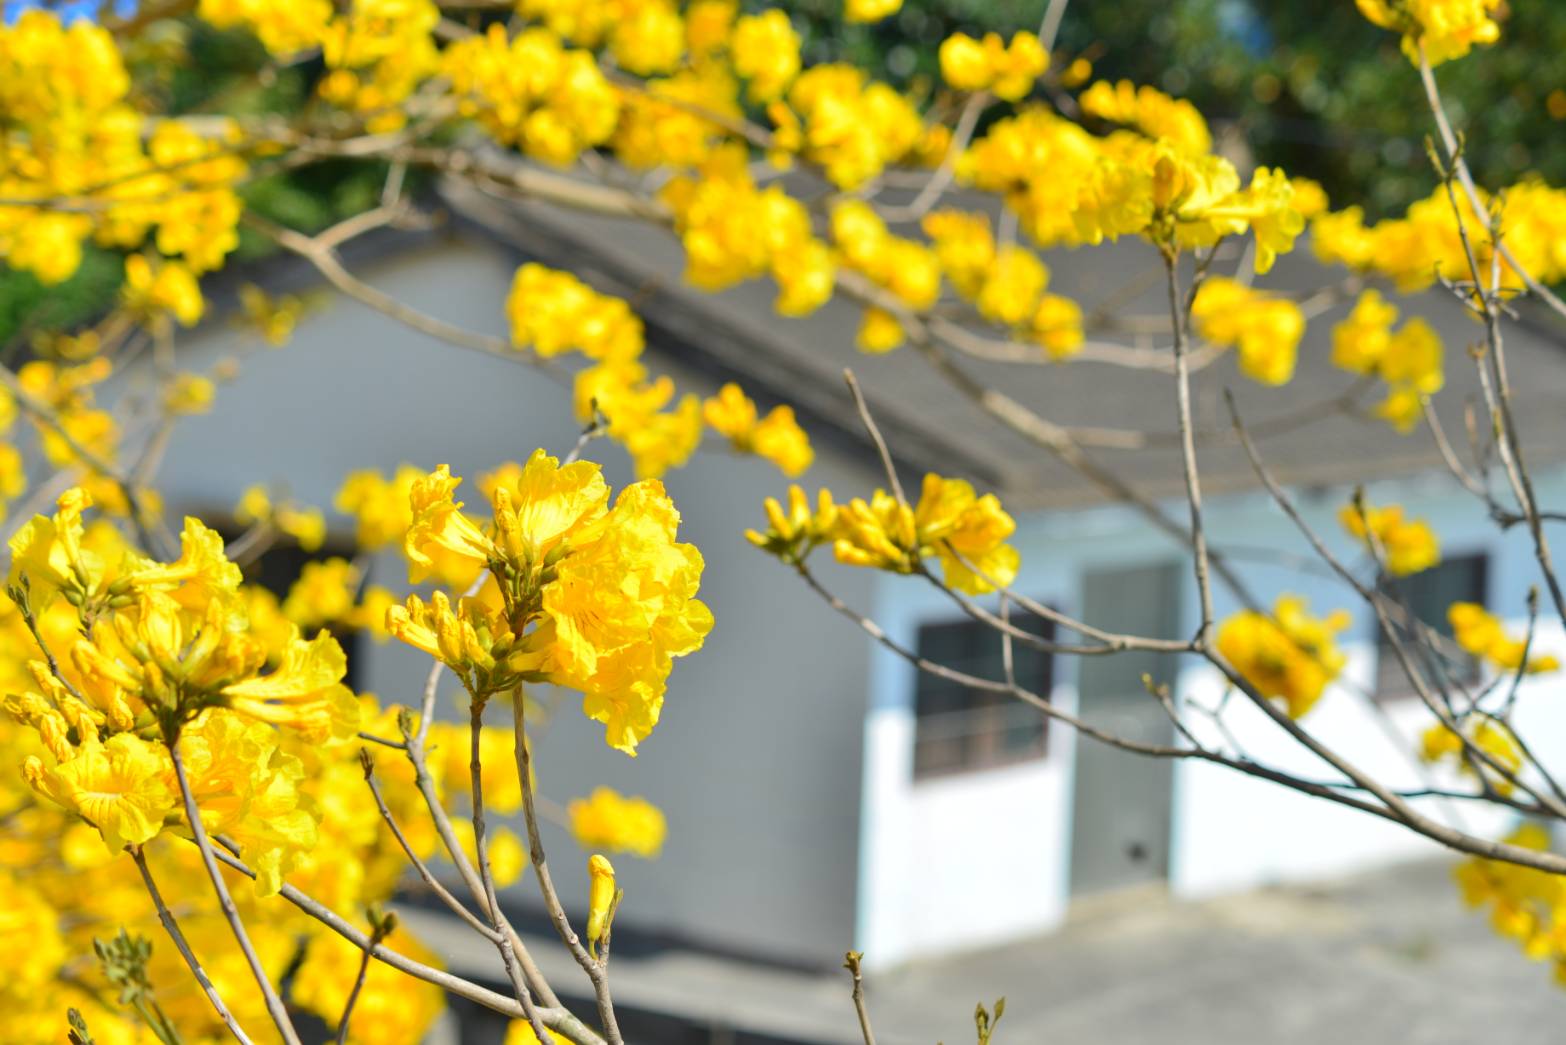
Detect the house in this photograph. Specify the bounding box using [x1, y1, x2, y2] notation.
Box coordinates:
[150, 175, 1566, 1037]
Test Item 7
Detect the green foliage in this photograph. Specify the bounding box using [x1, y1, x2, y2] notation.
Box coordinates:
[777, 0, 1566, 218]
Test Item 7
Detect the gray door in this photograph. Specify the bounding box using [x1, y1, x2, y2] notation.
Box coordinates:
[1069, 562, 1180, 897]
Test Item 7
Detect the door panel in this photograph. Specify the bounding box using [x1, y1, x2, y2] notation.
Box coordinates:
[1069, 562, 1180, 897]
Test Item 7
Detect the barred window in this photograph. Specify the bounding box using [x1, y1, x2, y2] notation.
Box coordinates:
[912, 612, 1052, 779]
[1376, 553, 1488, 699]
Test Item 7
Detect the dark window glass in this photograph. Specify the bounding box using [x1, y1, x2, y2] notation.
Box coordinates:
[912, 611, 1052, 779]
[1376, 553, 1488, 699]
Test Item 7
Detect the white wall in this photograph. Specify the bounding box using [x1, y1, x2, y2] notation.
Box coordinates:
[150, 233, 882, 966]
[1169, 472, 1566, 899]
[856, 463, 1566, 965]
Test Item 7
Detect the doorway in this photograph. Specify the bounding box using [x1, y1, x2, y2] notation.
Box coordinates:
[1068, 561, 1180, 898]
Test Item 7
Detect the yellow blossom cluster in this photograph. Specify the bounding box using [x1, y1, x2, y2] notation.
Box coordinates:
[1329, 290, 1444, 432]
[749, 475, 1020, 596]
[923, 209, 1085, 359]
[846, 0, 902, 24]
[1080, 79, 1213, 157]
[1217, 595, 1351, 718]
[704, 383, 814, 477]
[1448, 602, 1562, 675]
[568, 786, 668, 857]
[0, 13, 246, 288]
[442, 25, 620, 167]
[1420, 717, 1522, 795]
[12, 358, 149, 517]
[1191, 278, 1306, 386]
[505, 261, 816, 479]
[938, 31, 1048, 101]
[1453, 823, 1566, 984]
[957, 96, 1303, 273]
[768, 64, 934, 189]
[386, 452, 712, 754]
[0, 487, 468, 1041]
[1338, 500, 1441, 576]
[832, 200, 941, 352]
[519, 0, 685, 76]
[1355, 0, 1503, 66]
[662, 147, 837, 317]
[731, 9, 802, 102]
[1313, 180, 1566, 294]
[234, 484, 329, 552]
[504, 263, 694, 479]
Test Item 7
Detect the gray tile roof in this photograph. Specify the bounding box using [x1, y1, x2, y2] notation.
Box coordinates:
[446, 178, 1566, 508]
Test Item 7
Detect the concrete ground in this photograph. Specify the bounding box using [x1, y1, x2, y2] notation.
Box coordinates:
[405, 858, 1566, 1044]
[870, 859, 1563, 1045]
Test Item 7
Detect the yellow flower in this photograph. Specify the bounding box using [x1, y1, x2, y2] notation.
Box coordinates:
[121, 255, 204, 328]
[1191, 278, 1306, 386]
[846, 0, 900, 23]
[164, 373, 216, 415]
[856, 307, 907, 353]
[1379, 317, 1444, 396]
[1217, 595, 1351, 718]
[975, 245, 1049, 327]
[1448, 602, 1560, 675]
[1332, 290, 1400, 374]
[1420, 717, 1522, 795]
[532, 479, 713, 754]
[923, 209, 997, 299]
[506, 263, 644, 362]
[506, 1020, 563, 1045]
[574, 361, 704, 479]
[703, 384, 814, 477]
[238, 283, 303, 346]
[335, 465, 423, 550]
[586, 853, 617, 956]
[404, 465, 497, 582]
[1080, 79, 1212, 156]
[443, 25, 619, 164]
[221, 629, 360, 741]
[8, 487, 100, 608]
[830, 474, 1020, 595]
[938, 32, 1045, 101]
[1030, 293, 1085, 359]
[731, 10, 800, 103]
[568, 787, 667, 858]
[1338, 501, 1441, 576]
[281, 558, 360, 630]
[180, 708, 318, 895]
[500, 449, 611, 565]
[1356, 0, 1503, 65]
[291, 923, 446, 1045]
[123, 515, 244, 611]
[745, 484, 840, 563]
[24, 733, 176, 851]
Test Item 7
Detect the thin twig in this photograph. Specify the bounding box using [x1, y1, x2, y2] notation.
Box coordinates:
[844, 951, 878, 1045]
[131, 847, 256, 1045]
[512, 688, 625, 1045]
[169, 745, 302, 1045]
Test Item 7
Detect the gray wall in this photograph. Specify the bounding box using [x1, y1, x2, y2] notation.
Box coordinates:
[154, 234, 880, 966]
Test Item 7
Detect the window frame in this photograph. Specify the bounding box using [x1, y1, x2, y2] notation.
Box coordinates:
[909, 607, 1055, 782]
[1373, 550, 1489, 702]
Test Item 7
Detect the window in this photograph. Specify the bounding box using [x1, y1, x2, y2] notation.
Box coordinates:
[1375, 552, 1488, 698]
[912, 612, 1053, 779]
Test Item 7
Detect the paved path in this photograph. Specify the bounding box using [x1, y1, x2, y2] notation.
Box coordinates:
[407, 858, 1565, 1044]
[869, 859, 1564, 1044]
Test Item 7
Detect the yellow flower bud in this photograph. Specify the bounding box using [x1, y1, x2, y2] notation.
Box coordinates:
[586, 853, 617, 957]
